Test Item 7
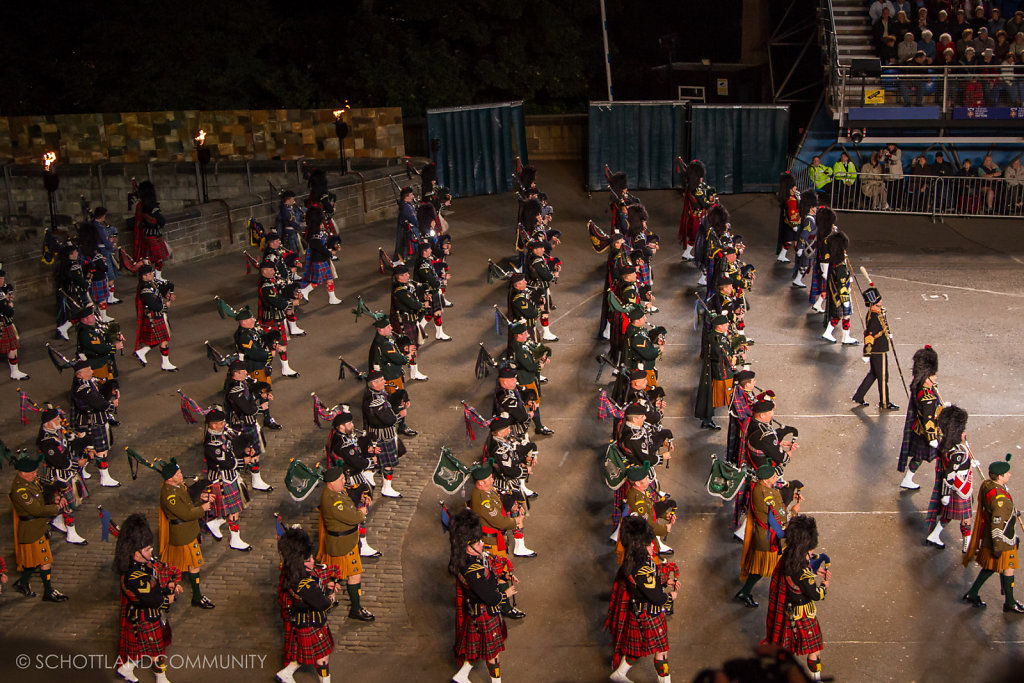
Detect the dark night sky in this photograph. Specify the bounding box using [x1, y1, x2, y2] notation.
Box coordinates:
[0, 0, 743, 115]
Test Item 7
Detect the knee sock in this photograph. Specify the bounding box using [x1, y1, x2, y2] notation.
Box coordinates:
[487, 661, 500, 679]
[326, 280, 335, 292]
[347, 582, 362, 611]
[807, 658, 821, 675]
[188, 572, 203, 601]
[434, 314, 442, 326]
[280, 350, 288, 361]
[160, 347, 170, 357]
[8, 353, 18, 366]
[383, 467, 394, 480]
[967, 569, 995, 598]
[17, 568, 34, 587]
[739, 574, 761, 596]
[228, 520, 240, 532]
[655, 658, 670, 677]
[533, 406, 543, 430]
[830, 318, 839, 327]
[40, 569, 53, 592]
[65, 513, 75, 526]
[842, 319, 850, 330]
[316, 663, 329, 679]
[153, 656, 167, 673]
[1001, 573, 1017, 606]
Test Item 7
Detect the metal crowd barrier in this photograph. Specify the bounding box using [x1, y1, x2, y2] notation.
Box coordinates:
[822, 173, 1024, 219]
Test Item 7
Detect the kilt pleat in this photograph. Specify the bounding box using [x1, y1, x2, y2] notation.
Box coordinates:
[285, 625, 333, 664]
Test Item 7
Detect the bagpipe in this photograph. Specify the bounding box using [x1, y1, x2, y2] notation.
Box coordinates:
[337, 357, 367, 381]
[486, 258, 520, 285]
[602, 441, 628, 490]
[527, 339, 552, 364]
[588, 220, 613, 254]
[247, 218, 265, 248]
[204, 340, 233, 372]
[432, 446, 473, 494]
[124, 447, 212, 506]
[311, 392, 345, 428]
[378, 247, 403, 275]
[460, 400, 492, 442]
[284, 458, 324, 502]
[243, 249, 260, 275]
[705, 453, 754, 502]
[474, 344, 499, 380]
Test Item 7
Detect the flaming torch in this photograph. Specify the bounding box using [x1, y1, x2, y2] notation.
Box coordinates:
[333, 104, 351, 174]
[194, 129, 211, 203]
[42, 152, 60, 229]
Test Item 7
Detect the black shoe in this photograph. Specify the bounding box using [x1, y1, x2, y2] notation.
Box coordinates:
[108, 418, 120, 427]
[349, 607, 375, 622]
[700, 420, 721, 431]
[42, 589, 70, 603]
[884, 402, 900, 410]
[525, 491, 539, 499]
[192, 595, 216, 609]
[263, 417, 283, 430]
[398, 426, 418, 437]
[14, 582, 36, 598]
[503, 607, 527, 619]
[535, 426, 554, 436]
[962, 593, 987, 609]
[852, 397, 869, 407]
[538, 376, 549, 384]
[923, 539, 945, 549]
[1005, 601, 1024, 614]
[732, 591, 758, 608]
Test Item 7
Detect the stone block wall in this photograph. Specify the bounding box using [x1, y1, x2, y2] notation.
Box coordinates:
[1, 166, 407, 302]
[0, 108, 404, 165]
[524, 114, 587, 160]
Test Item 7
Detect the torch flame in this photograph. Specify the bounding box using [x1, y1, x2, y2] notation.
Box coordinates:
[333, 110, 344, 120]
[195, 130, 207, 145]
[42, 152, 57, 171]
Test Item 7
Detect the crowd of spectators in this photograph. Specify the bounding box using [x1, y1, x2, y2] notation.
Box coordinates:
[866, 2, 1024, 106]
[805, 144, 1024, 214]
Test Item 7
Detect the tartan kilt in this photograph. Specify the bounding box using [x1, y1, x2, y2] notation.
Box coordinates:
[375, 436, 401, 469]
[925, 466, 972, 526]
[90, 278, 110, 305]
[612, 483, 628, 526]
[209, 479, 247, 518]
[0, 322, 18, 354]
[119, 614, 170, 661]
[782, 616, 824, 656]
[138, 315, 170, 346]
[455, 610, 506, 663]
[808, 268, 824, 302]
[614, 609, 669, 660]
[393, 320, 419, 348]
[52, 476, 86, 512]
[84, 423, 110, 452]
[302, 253, 332, 285]
[285, 624, 334, 664]
[140, 235, 170, 265]
[905, 433, 937, 469]
[603, 578, 630, 643]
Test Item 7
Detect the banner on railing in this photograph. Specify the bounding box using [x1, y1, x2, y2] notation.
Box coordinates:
[953, 107, 1024, 121]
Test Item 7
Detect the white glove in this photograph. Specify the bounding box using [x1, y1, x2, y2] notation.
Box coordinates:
[944, 402, 952, 407]
[862, 356, 870, 364]
[796, 249, 803, 257]
[929, 439, 939, 449]
[941, 495, 950, 506]
[972, 459, 981, 469]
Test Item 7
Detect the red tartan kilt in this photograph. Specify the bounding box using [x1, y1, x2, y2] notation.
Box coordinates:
[604, 579, 631, 644]
[209, 480, 245, 518]
[781, 616, 823, 656]
[455, 611, 506, 662]
[679, 210, 700, 245]
[614, 609, 669, 659]
[138, 316, 170, 346]
[284, 624, 334, 664]
[90, 278, 110, 304]
[302, 254, 332, 285]
[140, 236, 170, 265]
[0, 323, 18, 354]
[119, 616, 170, 661]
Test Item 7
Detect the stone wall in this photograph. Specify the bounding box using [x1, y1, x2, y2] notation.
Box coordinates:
[524, 114, 587, 160]
[2, 166, 407, 302]
[0, 108, 404, 165]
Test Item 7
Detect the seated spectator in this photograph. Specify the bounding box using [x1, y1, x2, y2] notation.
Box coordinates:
[979, 49, 1001, 104]
[974, 27, 995, 54]
[881, 35, 900, 65]
[1012, 32, 1024, 60]
[906, 155, 931, 210]
[937, 33, 957, 60]
[919, 30, 936, 63]
[995, 30, 1011, 60]
[874, 7, 897, 54]
[932, 151, 955, 210]
[895, 10, 914, 40]
[900, 51, 930, 105]
[870, 0, 896, 25]
[933, 10, 953, 40]
[961, 46, 978, 67]
[1013, 53, 1024, 105]
[892, 0, 911, 20]
[957, 158, 980, 214]
[952, 9, 971, 38]
[962, 73, 984, 105]
[970, 5, 987, 34]
[860, 152, 887, 210]
[914, 8, 930, 40]
[956, 28, 975, 58]
[990, 8, 1006, 36]
[978, 153, 1002, 214]
[898, 32, 920, 62]
[1004, 158, 1024, 212]
[1008, 12, 1024, 42]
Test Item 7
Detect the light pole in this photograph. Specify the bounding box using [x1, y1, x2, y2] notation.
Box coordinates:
[195, 129, 210, 203]
[42, 152, 59, 229]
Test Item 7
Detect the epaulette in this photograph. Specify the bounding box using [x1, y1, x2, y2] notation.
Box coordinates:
[297, 577, 314, 591]
[369, 395, 386, 408]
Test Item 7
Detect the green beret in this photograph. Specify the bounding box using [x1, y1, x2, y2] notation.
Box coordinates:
[510, 322, 528, 335]
[711, 314, 729, 326]
[235, 307, 254, 321]
[626, 466, 649, 482]
[373, 317, 391, 329]
[755, 464, 776, 480]
[15, 455, 40, 473]
[472, 462, 493, 481]
[628, 307, 646, 321]
[161, 459, 180, 480]
[323, 466, 344, 483]
[990, 454, 1012, 477]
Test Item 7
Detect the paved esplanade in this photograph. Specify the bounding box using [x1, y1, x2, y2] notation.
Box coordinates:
[1, 160, 1022, 683]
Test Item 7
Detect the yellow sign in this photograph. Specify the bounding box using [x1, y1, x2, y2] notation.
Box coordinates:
[864, 89, 885, 105]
